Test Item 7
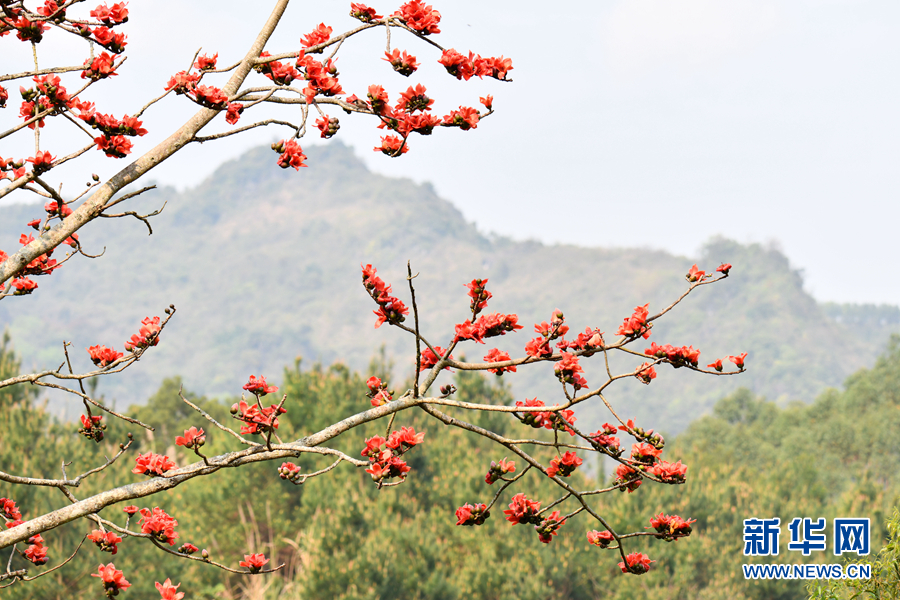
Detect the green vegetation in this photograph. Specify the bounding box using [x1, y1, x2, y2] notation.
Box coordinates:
[2, 335, 899, 599]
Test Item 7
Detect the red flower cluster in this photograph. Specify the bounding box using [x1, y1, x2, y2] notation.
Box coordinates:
[437, 49, 513, 81]
[278, 461, 302, 484]
[175, 426, 205, 449]
[79, 413, 105, 442]
[1, 497, 23, 531]
[361, 264, 409, 328]
[616, 304, 651, 339]
[554, 351, 587, 390]
[88, 529, 123, 555]
[635, 362, 657, 384]
[619, 552, 653, 575]
[465, 278, 491, 314]
[315, 115, 340, 138]
[177, 542, 198, 555]
[455, 502, 490, 526]
[239, 553, 269, 573]
[132, 453, 176, 477]
[361, 427, 425, 482]
[645, 342, 700, 368]
[374, 134, 408, 156]
[87, 344, 123, 367]
[27, 150, 55, 175]
[393, 0, 441, 35]
[534, 510, 566, 544]
[155, 579, 185, 600]
[729, 352, 748, 369]
[685, 264, 707, 283]
[243, 375, 278, 396]
[525, 309, 569, 358]
[366, 376, 393, 406]
[124, 316, 161, 351]
[484, 348, 515, 375]
[296, 52, 343, 103]
[138, 507, 179, 545]
[255, 52, 300, 86]
[301, 23, 332, 49]
[231, 399, 286, 435]
[419, 346, 452, 371]
[194, 53, 218, 71]
[384, 49, 419, 76]
[164, 70, 200, 94]
[648, 512, 696, 541]
[44, 198, 71, 218]
[647, 459, 688, 483]
[91, 26, 127, 54]
[225, 102, 243, 125]
[614, 463, 642, 493]
[588, 423, 622, 456]
[587, 529, 615, 548]
[631, 442, 662, 464]
[350, 3, 382, 22]
[514, 398, 576, 435]
[503, 493, 542, 525]
[92, 563, 131, 595]
[272, 139, 307, 170]
[82, 52, 118, 80]
[547, 451, 582, 478]
[91, 3, 129, 26]
[556, 327, 605, 355]
[716, 263, 732, 275]
[484, 457, 515, 484]
[24, 533, 48, 565]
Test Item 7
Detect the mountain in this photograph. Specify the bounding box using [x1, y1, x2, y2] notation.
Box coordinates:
[2, 142, 897, 434]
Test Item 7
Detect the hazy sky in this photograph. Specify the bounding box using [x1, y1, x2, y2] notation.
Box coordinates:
[4, 0, 899, 304]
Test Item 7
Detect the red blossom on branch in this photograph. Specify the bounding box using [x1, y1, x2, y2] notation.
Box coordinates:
[547, 451, 582, 478]
[350, 3, 382, 22]
[87, 344, 123, 367]
[503, 493, 542, 525]
[272, 140, 307, 170]
[534, 510, 566, 544]
[239, 553, 269, 573]
[587, 529, 615, 548]
[124, 316, 161, 351]
[155, 578, 185, 600]
[484, 348, 515, 375]
[384, 49, 419, 76]
[619, 552, 654, 575]
[138, 507, 179, 545]
[132, 453, 176, 477]
[243, 375, 278, 396]
[484, 457, 515, 484]
[393, 0, 441, 35]
[91, 563, 131, 594]
[301, 23, 332, 48]
[616, 303, 651, 339]
[456, 502, 490, 526]
[175, 426, 205, 449]
[728, 352, 748, 369]
[88, 529, 123, 554]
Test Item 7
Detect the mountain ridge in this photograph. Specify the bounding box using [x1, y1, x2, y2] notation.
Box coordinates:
[1, 141, 897, 434]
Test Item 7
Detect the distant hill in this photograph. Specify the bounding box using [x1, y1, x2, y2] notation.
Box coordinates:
[2, 142, 898, 434]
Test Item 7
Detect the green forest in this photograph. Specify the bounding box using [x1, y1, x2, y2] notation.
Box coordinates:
[2, 330, 898, 600]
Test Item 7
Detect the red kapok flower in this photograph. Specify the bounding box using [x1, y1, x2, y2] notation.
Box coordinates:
[547, 451, 583, 478]
[88, 529, 123, 554]
[194, 53, 218, 71]
[91, 563, 131, 593]
[728, 352, 748, 369]
[243, 375, 278, 396]
[503, 493, 542, 525]
[374, 134, 408, 156]
[635, 362, 657, 384]
[619, 552, 654, 574]
[301, 23, 332, 48]
[716, 263, 732, 275]
[484, 457, 515, 484]
[534, 510, 566, 544]
[175, 426, 205, 449]
[686, 264, 706, 283]
[484, 348, 515, 375]
[393, 0, 441, 35]
[155, 578, 185, 600]
[350, 3, 382, 22]
[132, 452, 176, 477]
[177, 542, 199, 554]
[122, 505, 139, 516]
[87, 345, 123, 367]
[707, 358, 724, 371]
[240, 553, 269, 573]
[587, 529, 615, 548]
[272, 140, 307, 170]
[138, 507, 179, 545]
[456, 502, 489, 526]
[384, 49, 419, 76]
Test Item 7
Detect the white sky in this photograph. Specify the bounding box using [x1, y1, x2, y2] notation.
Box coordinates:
[4, 0, 899, 304]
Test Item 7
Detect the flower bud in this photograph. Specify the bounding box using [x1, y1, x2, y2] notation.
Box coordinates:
[201, 549, 209, 559]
